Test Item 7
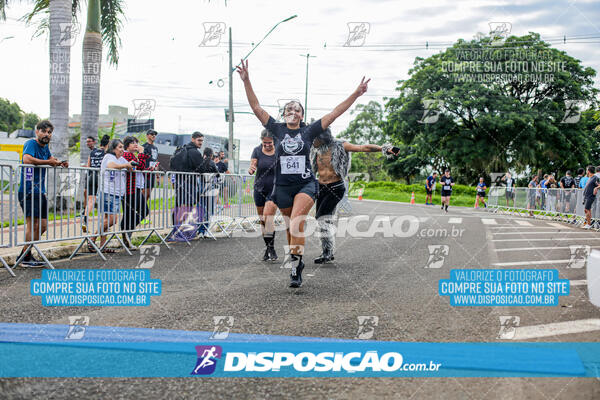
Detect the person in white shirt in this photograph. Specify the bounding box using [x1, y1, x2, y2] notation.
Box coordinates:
[89, 139, 133, 253]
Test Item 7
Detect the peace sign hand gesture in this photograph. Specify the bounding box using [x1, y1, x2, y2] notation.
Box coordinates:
[236, 59, 249, 82]
[354, 76, 371, 97]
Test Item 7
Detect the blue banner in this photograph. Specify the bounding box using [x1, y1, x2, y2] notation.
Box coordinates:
[1, 341, 598, 377]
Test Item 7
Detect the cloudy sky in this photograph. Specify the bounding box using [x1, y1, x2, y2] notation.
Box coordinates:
[1, 0, 599, 160]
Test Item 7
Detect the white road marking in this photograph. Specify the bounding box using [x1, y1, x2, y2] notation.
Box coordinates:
[492, 237, 600, 242]
[448, 217, 463, 224]
[492, 231, 598, 235]
[418, 217, 430, 222]
[492, 259, 571, 266]
[496, 246, 600, 252]
[547, 222, 570, 228]
[570, 280, 587, 286]
[481, 218, 497, 225]
[489, 227, 574, 231]
[515, 220, 533, 226]
[509, 319, 600, 340]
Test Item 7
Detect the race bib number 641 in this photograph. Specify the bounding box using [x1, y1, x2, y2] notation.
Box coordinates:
[280, 156, 305, 174]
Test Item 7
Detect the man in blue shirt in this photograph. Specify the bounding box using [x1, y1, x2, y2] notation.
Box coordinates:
[539, 174, 548, 210]
[17, 120, 68, 266]
[425, 172, 437, 205]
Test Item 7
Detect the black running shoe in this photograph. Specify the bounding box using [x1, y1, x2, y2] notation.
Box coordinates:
[314, 254, 335, 264]
[268, 246, 278, 261]
[290, 258, 304, 288]
[263, 247, 270, 261]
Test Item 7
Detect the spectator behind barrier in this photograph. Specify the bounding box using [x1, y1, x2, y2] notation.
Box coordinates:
[82, 134, 109, 232]
[582, 165, 599, 229]
[17, 120, 68, 266]
[120, 136, 152, 249]
[89, 139, 133, 253]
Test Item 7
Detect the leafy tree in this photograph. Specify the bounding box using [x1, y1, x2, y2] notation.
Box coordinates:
[384, 32, 599, 183]
[0, 97, 41, 132]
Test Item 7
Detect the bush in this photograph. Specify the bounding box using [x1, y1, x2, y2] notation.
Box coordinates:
[352, 180, 478, 196]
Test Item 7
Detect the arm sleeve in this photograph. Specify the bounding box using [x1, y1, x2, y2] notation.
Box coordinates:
[137, 153, 150, 170]
[251, 147, 259, 160]
[305, 119, 325, 141]
[263, 117, 283, 140]
[22, 141, 36, 159]
[122, 152, 135, 162]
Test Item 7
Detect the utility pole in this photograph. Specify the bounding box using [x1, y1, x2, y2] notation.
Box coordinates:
[300, 53, 316, 122]
[228, 27, 235, 172]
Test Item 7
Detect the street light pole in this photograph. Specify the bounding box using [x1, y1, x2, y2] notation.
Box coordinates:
[228, 27, 235, 172]
[300, 53, 316, 122]
[225, 15, 298, 173]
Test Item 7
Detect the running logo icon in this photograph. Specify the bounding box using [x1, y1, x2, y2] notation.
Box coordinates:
[210, 316, 234, 340]
[356, 316, 378, 339]
[561, 100, 583, 124]
[65, 316, 89, 340]
[425, 245, 449, 269]
[567, 245, 590, 269]
[344, 22, 370, 47]
[191, 345, 222, 375]
[132, 99, 156, 123]
[497, 316, 520, 339]
[57, 22, 80, 47]
[137, 245, 160, 269]
[488, 22, 511, 46]
[199, 22, 226, 47]
[418, 100, 440, 124]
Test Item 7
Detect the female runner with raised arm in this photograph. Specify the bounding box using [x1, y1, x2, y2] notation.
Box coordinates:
[237, 59, 370, 288]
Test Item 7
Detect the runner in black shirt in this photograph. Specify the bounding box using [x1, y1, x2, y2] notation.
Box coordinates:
[440, 169, 454, 213]
[83, 135, 109, 232]
[248, 129, 278, 261]
[238, 59, 370, 288]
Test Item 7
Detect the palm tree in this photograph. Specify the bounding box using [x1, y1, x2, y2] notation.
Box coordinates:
[80, 0, 124, 165]
[13, 0, 124, 165]
[48, 0, 73, 163]
[0, 0, 72, 163]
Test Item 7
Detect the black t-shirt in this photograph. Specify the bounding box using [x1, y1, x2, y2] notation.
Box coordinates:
[89, 148, 105, 180]
[440, 176, 454, 191]
[143, 142, 159, 169]
[561, 176, 575, 189]
[216, 160, 228, 173]
[584, 175, 599, 198]
[264, 116, 324, 186]
[89, 148, 105, 169]
[251, 145, 276, 192]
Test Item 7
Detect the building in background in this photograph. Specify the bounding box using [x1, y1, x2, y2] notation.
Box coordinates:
[154, 133, 240, 172]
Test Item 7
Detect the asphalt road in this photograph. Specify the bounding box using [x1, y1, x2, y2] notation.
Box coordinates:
[1, 199, 599, 399]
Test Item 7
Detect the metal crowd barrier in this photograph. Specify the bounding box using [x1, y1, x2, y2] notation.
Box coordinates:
[13, 165, 89, 268]
[1, 163, 270, 275]
[486, 186, 593, 227]
[69, 167, 171, 260]
[0, 164, 15, 276]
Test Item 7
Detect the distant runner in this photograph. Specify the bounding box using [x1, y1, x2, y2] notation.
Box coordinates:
[425, 172, 437, 205]
[474, 177, 487, 208]
[440, 169, 454, 213]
